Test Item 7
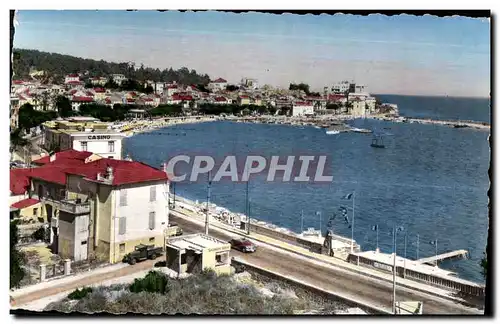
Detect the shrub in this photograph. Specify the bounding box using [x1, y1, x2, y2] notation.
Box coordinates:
[68, 287, 93, 300]
[129, 271, 169, 295]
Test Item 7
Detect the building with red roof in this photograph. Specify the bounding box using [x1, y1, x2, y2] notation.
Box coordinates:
[208, 77, 228, 92]
[18, 149, 171, 264]
[10, 198, 44, 222]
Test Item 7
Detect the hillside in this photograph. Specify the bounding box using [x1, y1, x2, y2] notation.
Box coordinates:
[12, 49, 211, 85]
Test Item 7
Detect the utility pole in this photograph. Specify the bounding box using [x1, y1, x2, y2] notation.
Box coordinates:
[317, 211, 322, 235]
[435, 238, 438, 267]
[351, 191, 355, 253]
[416, 234, 420, 260]
[300, 209, 304, 233]
[172, 182, 176, 209]
[247, 198, 251, 235]
[392, 225, 397, 315]
[205, 171, 211, 235]
[404, 233, 407, 278]
[245, 161, 250, 235]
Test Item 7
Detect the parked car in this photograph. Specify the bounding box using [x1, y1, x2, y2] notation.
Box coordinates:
[229, 238, 257, 253]
[123, 244, 163, 265]
[165, 222, 183, 237]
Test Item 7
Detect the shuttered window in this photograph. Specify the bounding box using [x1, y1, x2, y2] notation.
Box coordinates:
[119, 217, 126, 235]
[150, 186, 156, 202]
[120, 189, 128, 206]
[149, 211, 156, 230]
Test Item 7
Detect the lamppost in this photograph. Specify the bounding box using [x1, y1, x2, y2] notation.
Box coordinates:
[392, 225, 405, 315]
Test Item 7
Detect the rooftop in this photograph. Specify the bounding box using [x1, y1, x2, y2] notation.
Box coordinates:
[11, 198, 40, 209]
[25, 149, 168, 186]
[167, 233, 230, 252]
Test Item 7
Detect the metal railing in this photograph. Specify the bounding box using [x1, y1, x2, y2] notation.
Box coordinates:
[44, 198, 90, 215]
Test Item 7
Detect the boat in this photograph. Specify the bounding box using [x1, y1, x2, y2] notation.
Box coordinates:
[350, 127, 372, 134]
[370, 134, 385, 148]
[326, 130, 340, 135]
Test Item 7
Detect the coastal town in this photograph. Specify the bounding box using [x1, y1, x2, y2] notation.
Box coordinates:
[8, 9, 490, 316]
[9, 65, 486, 315]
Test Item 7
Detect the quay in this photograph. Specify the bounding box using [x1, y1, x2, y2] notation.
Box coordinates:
[172, 195, 484, 298]
[416, 249, 469, 266]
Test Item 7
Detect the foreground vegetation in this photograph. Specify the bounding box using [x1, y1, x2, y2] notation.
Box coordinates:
[44, 270, 347, 314]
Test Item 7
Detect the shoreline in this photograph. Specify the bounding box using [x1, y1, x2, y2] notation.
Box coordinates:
[122, 116, 485, 284]
[119, 113, 489, 137]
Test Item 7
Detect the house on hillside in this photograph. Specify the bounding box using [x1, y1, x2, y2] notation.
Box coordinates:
[208, 78, 227, 92]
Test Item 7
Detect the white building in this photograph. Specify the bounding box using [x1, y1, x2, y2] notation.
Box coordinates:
[44, 127, 126, 160]
[65, 74, 80, 84]
[208, 78, 227, 92]
[241, 77, 259, 90]
[292, 102, 315, 117]
[354, 84, 366, 93]
[350, 99, 367, 117]
[331, 81, 350, 94]
[112, 74, 127, 86]
[27, 152, 170, 264]
[365, 97, 377, 113]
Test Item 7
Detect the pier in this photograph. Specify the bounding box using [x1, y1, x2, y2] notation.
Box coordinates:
[416, 249, 469, 266]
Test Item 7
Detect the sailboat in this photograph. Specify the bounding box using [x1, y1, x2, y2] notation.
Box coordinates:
[370, 129, 393, 149]
[370, 134, 385, 148]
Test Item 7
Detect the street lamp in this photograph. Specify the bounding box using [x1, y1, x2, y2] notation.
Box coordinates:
[392, 225, 404, 315]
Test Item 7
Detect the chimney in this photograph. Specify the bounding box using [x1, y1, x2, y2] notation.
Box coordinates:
[106, 166, 114, 181]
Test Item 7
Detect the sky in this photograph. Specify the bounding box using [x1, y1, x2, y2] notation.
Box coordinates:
[13, 10, 490, 97]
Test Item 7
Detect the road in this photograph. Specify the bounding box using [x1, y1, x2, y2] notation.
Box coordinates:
[172, 214, 481, 315]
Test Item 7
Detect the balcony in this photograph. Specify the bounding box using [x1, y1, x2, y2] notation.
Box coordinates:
[45, 198, 91, 215]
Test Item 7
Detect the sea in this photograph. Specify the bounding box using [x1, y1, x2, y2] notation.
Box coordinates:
[124, 95, 491, 283]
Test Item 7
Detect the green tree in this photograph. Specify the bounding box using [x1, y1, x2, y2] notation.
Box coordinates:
[289, 83, 311, 95]
[10, 129, 28, 153]
[226, 85, 239, 92]
[10, 220, 25, 288]
[480, 251, 487, 280]
[55, 95, 73, 118]
[144, 85, 154, 94]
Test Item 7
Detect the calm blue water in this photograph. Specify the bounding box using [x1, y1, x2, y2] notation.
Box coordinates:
[124, 99, 490, 283]
[375, 94, 491, 123]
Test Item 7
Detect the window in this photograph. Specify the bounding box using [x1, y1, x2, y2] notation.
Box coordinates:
[108, 156, 114, 159]
[120, 189, 128, 206]
[119, 243, 125, 253]
[81, 141, 88, 151]
[149, 237, 155, 243]
[108, 141, 115, 153]
[150, 186, 156, 202]
[149, 211, 156, 230]
[118, 217, 126, 235]
[33, 208, 38, 216]
[181, 254, 187, 264]
[81, 240, 87, 245]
